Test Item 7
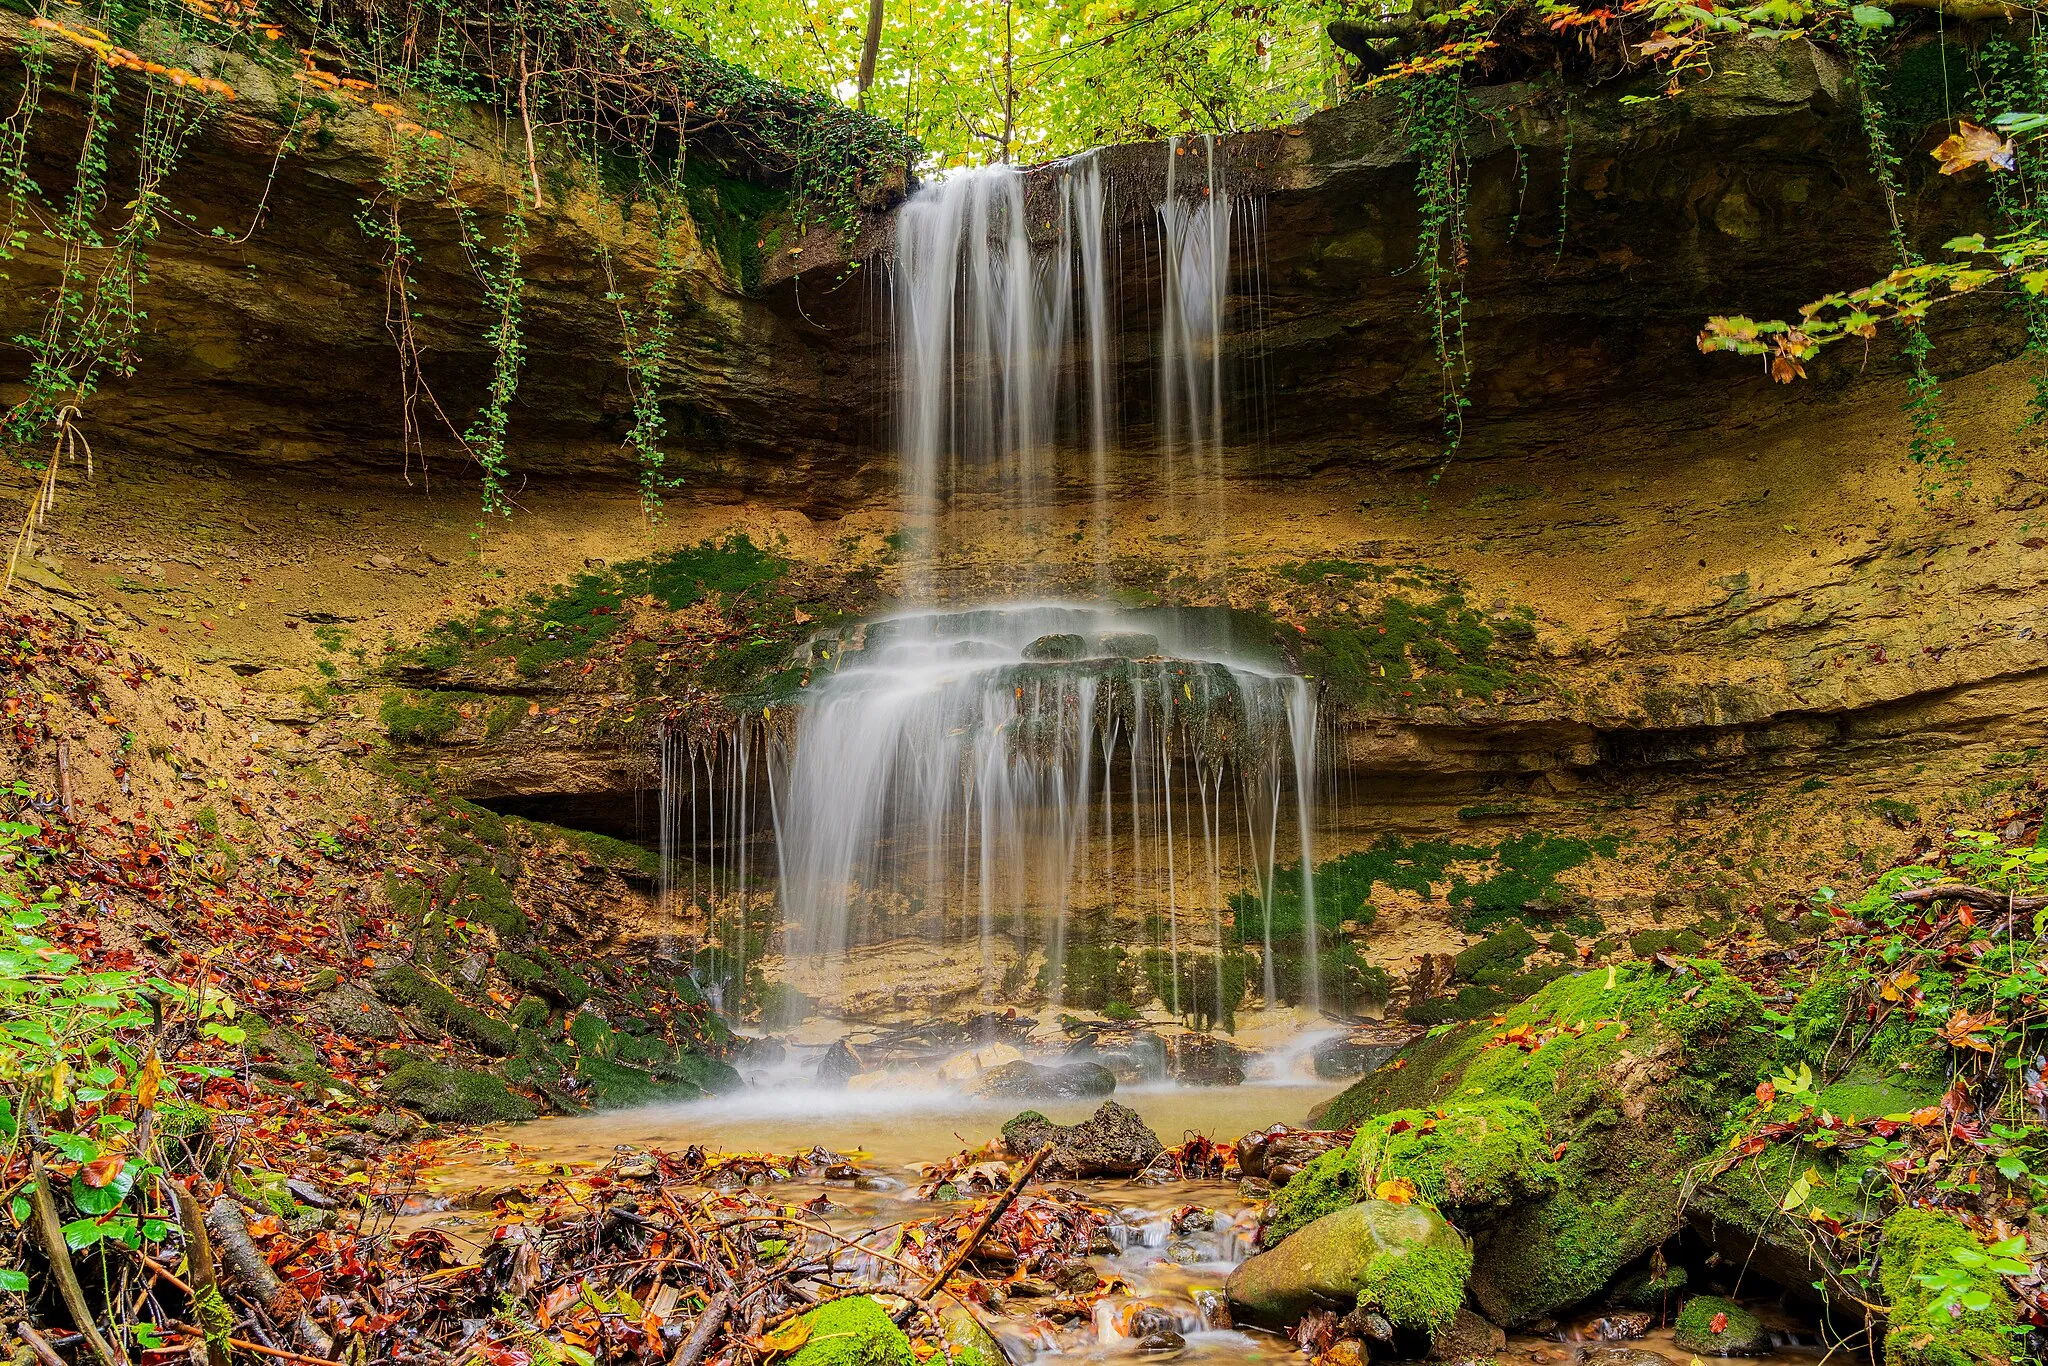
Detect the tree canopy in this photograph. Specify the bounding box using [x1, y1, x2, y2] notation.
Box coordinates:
[652, 0, 1351, 168]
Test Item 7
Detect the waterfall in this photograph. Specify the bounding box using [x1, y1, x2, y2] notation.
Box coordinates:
[661, 144, 1324, 1027]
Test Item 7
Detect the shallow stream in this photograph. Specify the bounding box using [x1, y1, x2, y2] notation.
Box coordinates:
[407, 1074, 1835, 1366]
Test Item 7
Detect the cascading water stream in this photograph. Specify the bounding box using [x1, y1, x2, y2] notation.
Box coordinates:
[663, 146, 1323, 1027]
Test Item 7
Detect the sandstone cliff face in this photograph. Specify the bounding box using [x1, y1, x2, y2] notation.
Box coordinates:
[0, 7, 881, 505]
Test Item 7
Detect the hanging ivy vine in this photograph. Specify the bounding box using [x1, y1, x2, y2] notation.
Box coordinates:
[1400, 69, 1472, 479]
[1845, 22, 1963, 491]
[1976, 29, 2048, 433]
[454, 202, 530, 520]
[603, 192, 687, 521]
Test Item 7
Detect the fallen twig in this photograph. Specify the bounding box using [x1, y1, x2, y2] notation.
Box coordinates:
[667, 1291, 728, 1366]
[204, 1197, 335, 1359]
[893, 1142, 1053, 1328]
[172, 1182, 232, 1366]
[1893, 884, 2048, 912]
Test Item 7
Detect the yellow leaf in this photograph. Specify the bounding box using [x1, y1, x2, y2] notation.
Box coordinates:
[135, 1052, 165, 1111]
[1374, 1177, 1417, 1204]
[759, 1318, 811, 1355]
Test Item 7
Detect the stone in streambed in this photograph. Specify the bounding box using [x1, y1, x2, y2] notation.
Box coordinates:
[975, 1059, 1116, 1100]
[1672, 1297, 1770, 1356]
[1001, 1100, 1164, 1177]
[1165, 1033, 1246, 1086]
[815, 1039, 863, 1088]
[1573, 1349, 1677, 1366]
[1429, 1307, 1508, 1361]
[1225, 1199, 1472, 1333]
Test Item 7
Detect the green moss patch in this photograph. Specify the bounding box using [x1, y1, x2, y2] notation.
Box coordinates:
[381, 1058, 536, 1123]
[786, 1296, 915, 1366]
[377, 963, 520, 1055]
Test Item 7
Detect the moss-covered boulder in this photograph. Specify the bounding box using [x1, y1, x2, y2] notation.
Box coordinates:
[1673, 1297, 1770, 1356]
[1226, 1199, 1472, 1332]
[1878, 1210, 2019, 1366]
[1264, 1097, 1556, 1244]
[376, 962, 520, 1056]
[381, 1059, 536, 1123]
[1316, 961, 1777, 1327]
[786, 1296, 916, 1366]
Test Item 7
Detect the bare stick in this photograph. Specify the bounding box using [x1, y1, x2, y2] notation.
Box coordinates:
[171, 1183, 232, 1366]
[1893, 885, 2048, 912]
[15, 1323, 69, 1366]
[667, 1291, 728, 1366]
[204, 1198, 334, 1359]
[55, 739, 74, 821]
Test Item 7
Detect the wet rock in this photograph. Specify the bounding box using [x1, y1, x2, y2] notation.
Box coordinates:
[976, 1059, 1116, 1100]
[1672, 1298, 1770, 1356]
[1193, 1289, 1232, 1331]
[1313, 1035, 1403, 1080]
[1429, 1308, 1507, 1360]
[815, 1039, 863, 1089]
[1238, 1177, 1273, 1199]
[941, 1041, 1024, 1082]
[1064, 1031, 1168, 1084]
[735, 1036, 787, 1069]
[1135, 1331, 1185, 1354]
[1165, 1034, 1247, 1086]
[1236, 1124, 1286, 1177]
[1264, 1132, 1344, 1188]
[1128, 1306, 1186, 1339]
[1022, 633, 1087, 661]
[1608, 1262, 1688, 1309]
[1316, 1343, 1370, 1366]
[936, 1302, 1007, 1366]
[1002, 1100, 1165, 1177]
[1579, 1311, 1652, 1340]
[1171, 1207, 1218, 1234]
[1098, 632, 1162, 658]
[1226, 1200, 1471, 1332]
[1047, 1260, 1100, 1295]
[1007, 1277, 1059, 1298]
[1573, 1348, 1676, 1366]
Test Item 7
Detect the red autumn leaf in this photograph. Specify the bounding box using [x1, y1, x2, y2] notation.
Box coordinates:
[80, 1154, 126, 1188]
[1755, 1080, 1776, 1105]
[1710, 1312, 1729, 1334]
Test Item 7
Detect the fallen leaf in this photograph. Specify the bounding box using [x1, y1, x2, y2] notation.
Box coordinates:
[1933, 121, 2016, 176]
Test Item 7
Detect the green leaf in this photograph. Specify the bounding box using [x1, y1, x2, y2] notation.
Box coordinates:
[1850, 4, 1893, 25]
[47, 1132, 99, 1162]
[1960, 1290, 1994, 1312]
[1996, 1155, 2027, 1180]
[60, 1217, 112, 1250]
[0, 1268, 27, 1292]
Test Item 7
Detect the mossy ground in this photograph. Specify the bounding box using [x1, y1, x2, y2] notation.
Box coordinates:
[1878, 1209, 2020, 1366]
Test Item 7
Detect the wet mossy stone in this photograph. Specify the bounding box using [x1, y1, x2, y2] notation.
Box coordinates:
[976, 1059, 1116, 1100]
[1878, 1209, 2019, 1366]
[1672, 1297, 1769, 1356]
[1315, 961, 1779, 1327]
[1098, 631, 1162, 658]
[381, 1059, 536, 1123]
[1265, 1096, 1557, 1245]
[1608, 1261, 1687, 1308]
[1226, 1199, 1472, 1332]
[1022, 632, 1087, 661]
[452, 866, 527, 938]
[786, 1296, 915, 1366]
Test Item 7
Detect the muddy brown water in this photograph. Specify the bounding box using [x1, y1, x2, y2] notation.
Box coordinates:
[409, 1080, 1836, 1366]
